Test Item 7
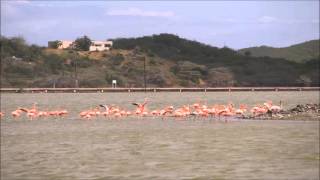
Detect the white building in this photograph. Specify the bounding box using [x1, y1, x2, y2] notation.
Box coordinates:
[48, 40, 113, 51]
[89, 41, 113, 51]
[59, 41, 73, 49]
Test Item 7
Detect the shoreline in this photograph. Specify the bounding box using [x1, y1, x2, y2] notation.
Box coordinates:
[1, 87, 319, 93]
[243, 104, 320, 121]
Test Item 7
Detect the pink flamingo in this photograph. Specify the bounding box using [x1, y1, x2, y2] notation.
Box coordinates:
[0, 112, 4, 119]
[235, 104, 247, 116]
[11, 109, 22, 118]
[264, 101, 283, 114]
[132, 98, 148, 115]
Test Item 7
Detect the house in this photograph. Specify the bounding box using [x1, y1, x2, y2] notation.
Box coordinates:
[48, 40, 113, 51]
[48, 40, 73, 49]
[59, 40, 73, 49]
[89, 41, 113, 51]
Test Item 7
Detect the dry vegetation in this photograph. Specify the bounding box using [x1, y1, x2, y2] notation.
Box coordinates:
[1, 34, 319, 88]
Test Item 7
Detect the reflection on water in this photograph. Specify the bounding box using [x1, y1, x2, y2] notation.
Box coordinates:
[1, 92, 319, 179]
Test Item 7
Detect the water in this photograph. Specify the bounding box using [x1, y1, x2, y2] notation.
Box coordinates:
[1, 92, 319, 179]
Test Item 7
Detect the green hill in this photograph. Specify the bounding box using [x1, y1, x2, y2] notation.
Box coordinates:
[1, 34, 319, 88]
[238, 40, 319, 62]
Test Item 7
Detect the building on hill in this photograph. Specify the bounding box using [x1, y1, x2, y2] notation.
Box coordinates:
[60, 40, 74, 49]
[48, 40, 73, 49]
[89, 41, 113, 51]
[48, 40, 113, 51]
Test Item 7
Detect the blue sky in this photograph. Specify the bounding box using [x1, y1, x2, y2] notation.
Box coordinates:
[1, 0, 319, 49]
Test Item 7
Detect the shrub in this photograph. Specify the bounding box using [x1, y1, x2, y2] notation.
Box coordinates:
[72, 57, 92, 68]
[80, 78, 105, 87]
[74, 35, 92, 51]
[149, 59, 157, 65]
[4, 65, 34, 77]
[110, 54, 125, 65]
[170, 65, 179, 75]
[43, 54, 64, 74]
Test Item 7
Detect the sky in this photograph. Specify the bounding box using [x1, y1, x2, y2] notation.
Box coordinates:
[1, 0, 319, 49]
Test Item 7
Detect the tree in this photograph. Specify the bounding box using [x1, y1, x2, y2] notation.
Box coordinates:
[74, 35, 92, 51]
[48, 40, 62, 49]
[244, 51, 251, 56]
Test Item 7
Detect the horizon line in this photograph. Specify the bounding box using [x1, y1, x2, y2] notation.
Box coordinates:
[2, 33, 319, 50]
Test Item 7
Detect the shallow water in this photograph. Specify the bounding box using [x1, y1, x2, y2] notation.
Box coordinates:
[1, 92, 319, 179]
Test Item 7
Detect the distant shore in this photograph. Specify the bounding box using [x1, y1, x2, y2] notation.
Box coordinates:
[0, 87, 319, 93]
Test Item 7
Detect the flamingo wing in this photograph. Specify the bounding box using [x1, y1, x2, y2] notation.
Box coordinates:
[19, 108, 29, 112]
[132, 103, 139, 106]
[99, 104, 109, 110]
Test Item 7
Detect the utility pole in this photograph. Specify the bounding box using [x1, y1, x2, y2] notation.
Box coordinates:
[53, 79, 56, 88]
[74, 59, 78, 88]
[143, 57, 146, 92]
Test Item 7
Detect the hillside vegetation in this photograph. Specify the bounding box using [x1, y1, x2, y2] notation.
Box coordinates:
[239, 40, 319, 62]
[1, 34, 319, 88]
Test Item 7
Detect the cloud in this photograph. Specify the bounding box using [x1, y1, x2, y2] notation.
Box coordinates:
[258, 16, 320, 25]
[1, 1, 25, 19]
[106, 8, 175, 18]
[14, 0, 30, 4]
[257, 16, 277, 23]
[280, 19, 319, 25]
[5, 0, 30, 6]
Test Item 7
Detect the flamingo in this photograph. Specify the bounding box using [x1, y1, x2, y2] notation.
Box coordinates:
[48, 111, 57, 116]
[126, 111, 132, 116]
[161, 106, 174, 116]
[263, 101, 283, 116]
[151, 110, 160, 116]
[251, 104, 268, 117]
[101, 111, 110, 117]
[111, 107, 120, 114]
[4, 100, 289, 121]
[84, 114, 92, 120]
[99, 104, 113, 113]
[132, 98, 148, 115]
[56, 109, 68, 118]
[88, 109, 98, 117]
[80, 110, 89, 118]
[235, 104, 247, 116]
[120, 110, 127, 116]
[99, 105, 115, 118]
[38, 111, 48, 118]
[114, 112, 122, 118]
[18, 107, 38, 120]
[269, 101, 283, 113]
[79, 108, 96, 120]
[0, 112, 4, 119]
[192, 103, 200, 109]
[11, 109, 22, 118]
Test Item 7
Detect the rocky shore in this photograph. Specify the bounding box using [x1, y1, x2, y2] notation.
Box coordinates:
[243, 104, 320, 121]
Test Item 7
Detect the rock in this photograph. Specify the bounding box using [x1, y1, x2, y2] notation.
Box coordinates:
[242, 103, 320, 120]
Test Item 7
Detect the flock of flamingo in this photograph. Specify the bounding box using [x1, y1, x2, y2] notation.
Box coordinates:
[0, 99, 283, 120]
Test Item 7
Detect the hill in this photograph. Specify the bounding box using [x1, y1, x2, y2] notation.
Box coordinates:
[238, 40, 319, 62]
[1, 34, 319, 88]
